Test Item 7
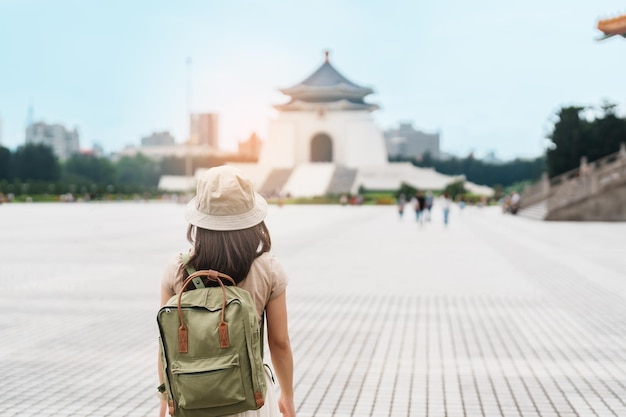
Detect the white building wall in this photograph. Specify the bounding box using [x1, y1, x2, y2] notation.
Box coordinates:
[260, 110, 388, 168]
[343, 115, 388, 166]
[260, 120, 297, 167]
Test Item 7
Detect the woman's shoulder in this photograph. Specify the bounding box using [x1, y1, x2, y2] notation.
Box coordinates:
[162, 252, 185, 289]
[255, 251, 277, 263]
[251, 251, 282, 272]
[250, 252, 286, 278]
[165, 252, 185, 269]
[249, 252, 288, 299]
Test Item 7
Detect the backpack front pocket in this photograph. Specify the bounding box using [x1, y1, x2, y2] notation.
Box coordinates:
[172, 354, 245, 409]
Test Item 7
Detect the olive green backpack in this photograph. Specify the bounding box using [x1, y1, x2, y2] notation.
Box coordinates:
[157, 258, 266, 417]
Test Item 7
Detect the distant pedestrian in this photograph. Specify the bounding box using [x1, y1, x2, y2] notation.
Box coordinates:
[425, 191, 434, 221]
[442, 192, 452, 227]
[397, 193, 406, 219]
[412, 191, 426, 225]
[510, 192, 520, 215]
[458, 196, 466, 213]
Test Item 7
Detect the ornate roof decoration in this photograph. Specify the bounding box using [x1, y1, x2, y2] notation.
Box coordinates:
[276, 51, 379, 112]
[597, 14, 626, 40]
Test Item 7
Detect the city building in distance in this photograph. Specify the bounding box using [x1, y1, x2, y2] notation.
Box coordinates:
[141, 131, 175, 147]
[189, 113, 219, 148]
[384, 122, 440, 160]
[238, 132, 262, 161]
[25, 121, 79, 161]
[118, 113, 219, 163]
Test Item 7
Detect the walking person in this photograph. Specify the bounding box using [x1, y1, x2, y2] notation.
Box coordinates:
[442, 192, 452, 227]
[510, 191, 521, 215]
[425, 191, 434, 222]
[396, 193, 406, 219]
[158, 166, 296, 417]
[411, 191, 426, 226]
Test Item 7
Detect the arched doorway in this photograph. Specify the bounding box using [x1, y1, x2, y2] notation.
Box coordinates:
[310, 133, 333, 162]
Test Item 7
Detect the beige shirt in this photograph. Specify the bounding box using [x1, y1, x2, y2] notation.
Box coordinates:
[162, 251, 288, 319]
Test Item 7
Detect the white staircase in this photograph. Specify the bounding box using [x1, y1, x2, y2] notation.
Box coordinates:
[517, 200, 548, 220]
[282, 163, 335, 197]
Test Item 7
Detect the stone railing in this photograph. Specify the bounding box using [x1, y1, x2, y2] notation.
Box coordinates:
[520, 143, 626, 216]
[519, 172, 550, 209]
[548, 144, 626, 213]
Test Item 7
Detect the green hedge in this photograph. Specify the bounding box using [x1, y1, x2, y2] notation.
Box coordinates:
[0, 180, 159, 199]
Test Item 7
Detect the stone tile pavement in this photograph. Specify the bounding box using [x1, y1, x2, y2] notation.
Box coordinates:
[1, 202, 625, 416]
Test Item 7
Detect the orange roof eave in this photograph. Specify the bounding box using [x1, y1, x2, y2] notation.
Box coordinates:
[598, 14, 626, 35]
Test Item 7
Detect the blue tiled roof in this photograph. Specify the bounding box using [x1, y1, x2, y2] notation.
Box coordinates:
[298, 62, 363, 89]
[281, 55, 374, 100]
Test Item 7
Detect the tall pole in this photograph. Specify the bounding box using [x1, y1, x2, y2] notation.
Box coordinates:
[185, 57, 193, 177]
[186, 57, 193, 117]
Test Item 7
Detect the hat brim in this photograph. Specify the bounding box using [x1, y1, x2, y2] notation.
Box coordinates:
[184, 192, 269, 231]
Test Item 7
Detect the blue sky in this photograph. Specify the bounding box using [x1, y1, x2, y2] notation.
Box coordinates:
[1, 0, 625, 160]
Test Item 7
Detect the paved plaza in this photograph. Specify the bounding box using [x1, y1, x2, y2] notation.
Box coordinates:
[1, 201, 626, 417]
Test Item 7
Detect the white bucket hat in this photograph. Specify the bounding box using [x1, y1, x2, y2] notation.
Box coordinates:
[184, 166, 268, 231]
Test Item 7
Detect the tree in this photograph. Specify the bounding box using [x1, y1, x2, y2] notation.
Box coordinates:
[12, 143, 60, 181]
[546, 106, 589, 177]
[421, 151, 434, 167]
[114, 154, 160, 187]
[409, 154, 544, 188]
[397, 183, 417, 199]
[64, 154, 115, 184]
[444, 180, 466, 200]
[0, 146, 11, 180]
[546, 102, 626, 177]
[589, 102, 626, 160]
[160, 156, 187, 176]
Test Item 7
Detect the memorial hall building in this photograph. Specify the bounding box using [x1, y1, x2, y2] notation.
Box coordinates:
[161, 52, 492, 197]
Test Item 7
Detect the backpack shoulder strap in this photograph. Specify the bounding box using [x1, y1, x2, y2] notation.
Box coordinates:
[181, 252, 205, 289]
[261, 310, 266, 358]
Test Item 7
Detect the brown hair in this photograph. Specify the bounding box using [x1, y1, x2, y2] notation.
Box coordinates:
[182, 221, 272, 290]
